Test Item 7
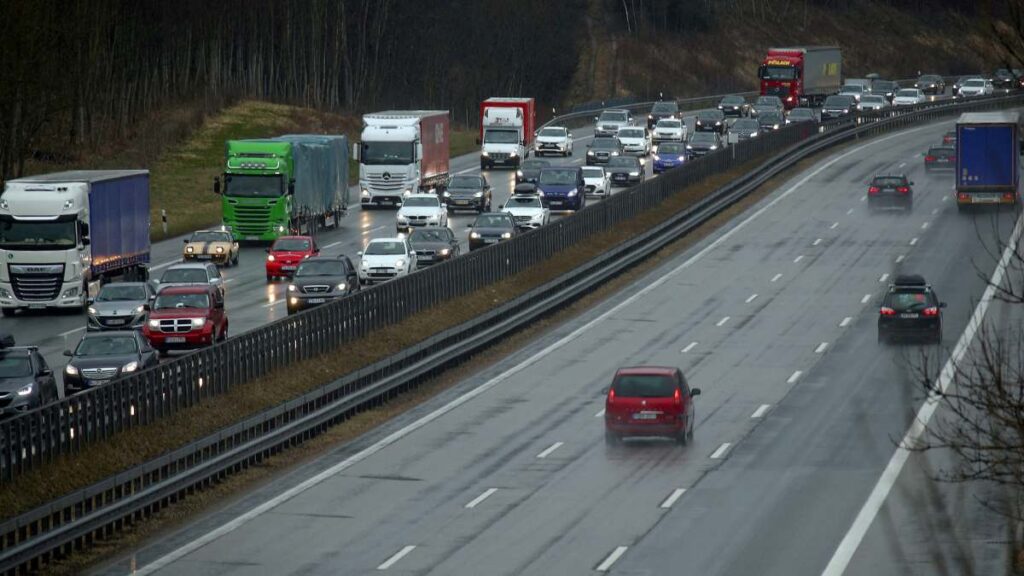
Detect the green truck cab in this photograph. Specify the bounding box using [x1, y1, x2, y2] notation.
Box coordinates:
[215, 136, 349, 241]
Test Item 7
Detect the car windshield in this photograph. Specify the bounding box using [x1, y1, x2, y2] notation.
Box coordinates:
[656, 120, 682, 129]
[734, 120, 760, 131]
[591, 139, 619, 150]
[154, 293, 210, 309]
[861, 96, 885, 104]
[272, 238, 311, 251]
[483, 129, 519, 144]
[721, 96, 744, 105]
[651, 102, 678, 114]
[824, 96, 853, 107]
[474, 214, 511, 227]
[690, 133, 717, 144]
[618, 129, 644, 138]
[599, 111, 628, 122]
[759, 113, 783, 124]
[896, 89, 919, 97]
[410, 229, 449, 242]
[886, 290, 933, 312]
[607, 157, 636, 168]
[97, 285, 147, 302]
[161, 269, 208, 284]
[658, 143, 686, 154]
[538, 169, 578, 185]
[756, 96, 780, 105]
[964, 79, 986, 87]
[190, 232, 230, 243]
[581, 168, 604, 178]
[928, 147, 954, 155]
[449, 175, 483, 188]
[0, 355, 31, 378]
[521, 160, 549, 170]
[506, 196, 542, 208]
[539, 128, 566, 138]
[873, 177, 907, 186]
[789, 109, 813, 118]
[613, 374, 677, 397]
[365, 241, 406, 256]
[296, 260, 346, 276]
[75, 336, 138, 356]
[402, 197, 439, 208]
[698, 111, 724, 121]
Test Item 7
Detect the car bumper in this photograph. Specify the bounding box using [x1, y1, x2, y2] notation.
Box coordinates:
[653, 161, 682, 173]
[361, 195, 405, 207]
[868, 194, 912, 209]
[695, 125, 724, 133]
[287, 293, 343, 313]
[585, 155, 614, 164]
[359, 268, 408, 283]
[0, 393, 41, 416]
[606, 420, 685, 438]
[87, 315, 146, 331]
[584, 184, 607, 196]
[481, 154, 520, 166]
[183, 253, 230, 265]
[446, 197, 486, 210]
[266, 261, 302, 278]
[719, 108, 745, 117]
[143, 327, 217, 350]
[878, 319, 940, 341]
[541, 195, 584, 210]
[652, 135, 684, 143]
[535, 145, 569, 155]
[924, 161, 954, 171]
[397, 221, 443, 233]
[621, 146, 648, 155]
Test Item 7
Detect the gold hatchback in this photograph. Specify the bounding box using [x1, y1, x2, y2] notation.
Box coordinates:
[183, 229, 239, 266]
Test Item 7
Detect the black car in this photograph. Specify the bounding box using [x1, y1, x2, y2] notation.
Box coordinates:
[871, 80, 900, 101]
[409, 228, 460, 267]
[63, 330, 158, 396]
[0, 333, 58, 415]
[686, 132, 722, 158]
[915, 74, 945, 95]
[717, 95, 749, 117]
[787, 108, 817, 124]
[878, 275, 945, 344]
[867, 174, 914, 211]
[695, 110, 727, 134]
[647, 101, 680, 129]
[751, 95, 784, 117]
[757, 111, 785, 131]
[586, 137, 623, 165]
[469, 212, 518, 250]
[515, 159, 550, 185]
[513, 182, 537, 196]
[605, 156, 644, 187]
[87, 281, 154, 331]
[821, 95, 857, 120]
[992, 69, 1016, 91]
[286, 256, 359, 315]
[730, 118, 761, 140]
[445, 174, 492, 212]
[924, 145, 956, 172]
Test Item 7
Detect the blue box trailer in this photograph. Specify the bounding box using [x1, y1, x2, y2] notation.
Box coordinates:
[955, 112, 1021, 210]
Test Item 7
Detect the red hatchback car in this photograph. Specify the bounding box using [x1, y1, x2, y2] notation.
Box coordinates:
[265, 236, 319, 281]
[604, 366, 700, 445]
[142, 285, 228, 356]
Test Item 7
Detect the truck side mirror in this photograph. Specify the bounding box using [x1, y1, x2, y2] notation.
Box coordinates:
[288, 179, 296, 195]
[81, 237, 90, 247]
[213, 177, 221, 195]
[594, 116, 599, 122]
[183, 238, 189, 244]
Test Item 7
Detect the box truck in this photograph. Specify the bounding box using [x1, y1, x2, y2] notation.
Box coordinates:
[955, 112, 1022, 210]
[758, 46, 842, 108]
[215, 135, 349, 241]
[479, 98, 536, 170]
[0, 170, 150, 315]
[356, 111, 450, 208]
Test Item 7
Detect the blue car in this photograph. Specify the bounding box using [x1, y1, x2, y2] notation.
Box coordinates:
[652, 143, 687, 174]
[536, 166, 586, 211]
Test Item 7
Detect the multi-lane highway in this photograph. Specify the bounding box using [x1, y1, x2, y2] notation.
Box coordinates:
[84, 108, 1014, 575]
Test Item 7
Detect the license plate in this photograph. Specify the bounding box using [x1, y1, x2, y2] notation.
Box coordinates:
[307, 298, 325, 304]
[247, 236, 258, 241]
[614, 175, 627, 180]
[549, 201, 562, 207]
[196, 255, 212, 260]
[937, 158, 949, 163]
[106, 319, 125, 326]
[166, 336, 187, 343]
[29, 304, 45, 309]
[381, 200, 393, 206]
[281, 266, 296, 271]
[900, 313, 919, 319]
[484, 238, 499, 244]
[456, 200, 468, 205]
[973, 194, 1001, 203]
[632, 412, 659, 420]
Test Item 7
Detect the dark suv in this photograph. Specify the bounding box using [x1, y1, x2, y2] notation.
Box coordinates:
[878, 275, 945, 344]
[0, 333, 58, 415]
[647, 100, 680, 129]
[867, 174, 914, 211]
[287, 256, 359, 315]
[469, 212, 518, 250]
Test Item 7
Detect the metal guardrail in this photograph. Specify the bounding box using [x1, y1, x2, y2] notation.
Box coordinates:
[1, 89, 1021, 573]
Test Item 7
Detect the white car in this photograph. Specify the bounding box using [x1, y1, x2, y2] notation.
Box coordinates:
[395, 194, 448, 233]
[358, 237, 417, 284]
[838, 84, 867, 102]
[594, 109, 634, 137]
[616, 127, 652, 156]
[534, 126, 573, 157]
[581, 166, 611, 197]
[892, 88, 926, 107]
[652, 119, 686, 143]
[857, 95, 890, 112]
[502, 194, 550, 229]
[958, 78, 994, 98]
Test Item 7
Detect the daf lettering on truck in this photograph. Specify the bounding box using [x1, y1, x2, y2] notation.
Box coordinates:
[356, 111, 451, 209]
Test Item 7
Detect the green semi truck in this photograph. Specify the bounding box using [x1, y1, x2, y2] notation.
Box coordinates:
[214, 135, 349, 241]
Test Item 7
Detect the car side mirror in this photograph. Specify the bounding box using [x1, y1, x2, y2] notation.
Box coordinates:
[63, 350, 73, 357]
[356, 251, 363, 257]
[86, 297, 94, 305]
[41, 368, 53, 377]
[690, 388, 701, 396]
[214, 301, 224, 309]
[183, 239, 189, 244]
[910, 181, 915, 185]
[939, 302, 948, 308]
[594, 116, 599, 122]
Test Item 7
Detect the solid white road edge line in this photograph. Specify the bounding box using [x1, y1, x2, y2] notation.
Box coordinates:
[134, 123, 935, 576]
[820, 209, 1024, 576]
[751, 404, 771, 419]
[377, 545, 416, 570]
[536, 441, 564, 459]
[465, 488, 498, 509]
[710, 443, 732, 459]
[597, 546, 629, 572]
[660, 488, 687, 509]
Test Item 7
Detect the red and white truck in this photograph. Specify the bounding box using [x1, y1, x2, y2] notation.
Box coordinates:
[758, 46, 842, 109]
[479, 97, 536, 170]
[356, 110, 450, 208]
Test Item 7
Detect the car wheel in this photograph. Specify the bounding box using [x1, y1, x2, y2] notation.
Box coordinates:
[676, 425, 688, 446]
[157, 348, 168, 358]
[877, 331, 887, 345]
[233, 253, 239, 266]
[605, 429, 621, 446]
[266, 274, 274, 282]
[1, 308, 13, 317]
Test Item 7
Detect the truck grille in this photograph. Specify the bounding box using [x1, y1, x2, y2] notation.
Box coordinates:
[81, 367, 118, 380]
[9, 264, 64, 301]
[157, 319, 194, 333]
[367, 173, 405, 191]
[232, 205, 272, 236]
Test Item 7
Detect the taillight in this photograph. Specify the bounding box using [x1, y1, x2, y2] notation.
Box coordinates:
[674, 387, 681, 406]
[607, 388, 615, 405]
[868, 186, 880, 195]
[1004, 192, 1016, 201]
[880, 307, 896, 316]
[923, 307, 939, 316]
[924, 155, 935, 161]
[897, 186, 910, 194]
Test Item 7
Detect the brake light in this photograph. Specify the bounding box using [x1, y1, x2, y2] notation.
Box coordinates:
[1004, 192, 1016, 201]
[880, 307, 896, 316]
[674, 387, 682, 406]
[924, 155, 935, 162]
[897, 186, 910, 194]
[607, 388, 615, 405]
[868, 186, 880, 195]
[923, 306, 939, 316]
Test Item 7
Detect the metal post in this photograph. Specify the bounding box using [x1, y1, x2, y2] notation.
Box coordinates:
[161, 209, 168, 237]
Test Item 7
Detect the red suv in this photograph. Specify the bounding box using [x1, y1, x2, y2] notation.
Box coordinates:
[265, 236, 319, 281]
[604, 366, 700, 445]
[142, 286, 228, 356]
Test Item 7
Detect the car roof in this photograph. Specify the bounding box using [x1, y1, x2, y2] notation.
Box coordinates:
[100, 281, 148, 288]
[368, 237, 405, 244]
[405, 193, 438, 200]
[166, 262, 211, 270]
[82, 330, 139, 339]
[158, 285, 217, 295]
[615, 366, 678, 377]
[275, 235, 313, 241]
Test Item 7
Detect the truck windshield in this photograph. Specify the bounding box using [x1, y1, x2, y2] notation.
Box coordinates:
[360, 142, 414, 165]
[223, 174, 283, 198]
[484, 129, 520, 144]
[761, 65, 797, 80]
[0, 216, 78, 250]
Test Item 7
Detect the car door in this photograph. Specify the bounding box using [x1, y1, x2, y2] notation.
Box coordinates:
[32, 351, 56, 402]
[210, 288, 226, 330]
[405, 240, 417, 269]
[445, 229, 459, 255]
[208, 264, 224, 295]
[136, 333, 158, 367]
[342, 257, 358, 292]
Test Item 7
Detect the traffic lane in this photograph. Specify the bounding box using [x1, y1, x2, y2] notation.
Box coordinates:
[104, 118, 968, 574]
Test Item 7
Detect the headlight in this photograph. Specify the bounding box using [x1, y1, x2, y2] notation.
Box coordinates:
[509, 151, 518, 157]
[653, 154, 661, 161]
[648, 114, 653, 119]
[629, 171, 640, 176]
[474, 191, 483, 197]
[148, 319, 160, 329]
[122, 361, 139, 373]
[611, 151, 619, 156]
[686, 145, 693, 149]
[16, 383, 33, 397]
[267, 254, 276, 262]
[531, 214, 544, 221]
[185, 246, 194, 254]
[402, 189, 412, 198]
[587, 150, 594, 156]
[288, 284, 297, 292]
[395, 259, 405, 268]
[470, 232, 481, 239]
[443, 190, 450, 197]
[501, 232, 512, 239]
[361, 189, 370, 197]
[536, 190, 544, 197]
[427, 214, 439, 221]
[192, 318, 206, 328]
[396, 215, 408, 223]
[677, 155, 685, 161]
[134, 305, 145, 314]
[481, 151, 490, 157]
[568, 189, 578, 197]
[0, 287, 10, 298]
[715, 121, 721, 125]
[516, 170, 524, 177]
[439, 248, 451, 256]
[65, 365, 78, 376]
[773, 124, 780, 129]
[215, 246, 224, 254]
[88, 306, 97, 315]
[709, 145, 718, 150]
[843, 109, 849, 113]
[360, 261, 368, 269]
[750, 132, 758, 138]
[336, 282, 347, 291]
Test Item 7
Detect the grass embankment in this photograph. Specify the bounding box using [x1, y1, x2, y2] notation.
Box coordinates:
[0, 152, 770, 521]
